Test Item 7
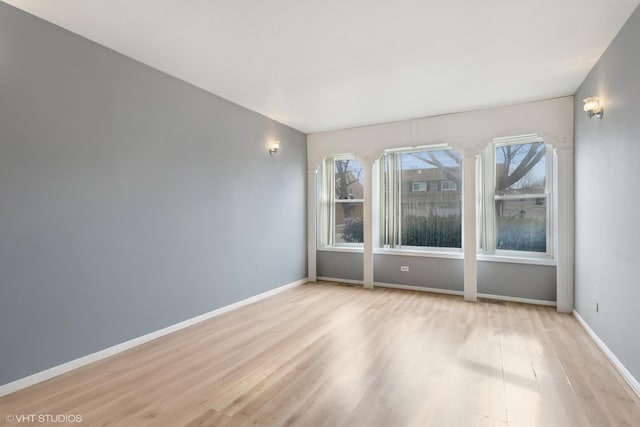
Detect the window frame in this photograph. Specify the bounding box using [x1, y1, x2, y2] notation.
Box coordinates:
[411, 181, 428, 192]
[378, 146, 463, 253]
[318, 155, 365, 250]
[440, 180, 457, 191]
[479, 135, 554, 260]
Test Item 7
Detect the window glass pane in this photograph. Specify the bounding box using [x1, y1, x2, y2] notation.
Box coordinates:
[335, 202, 364, 244]
[412, 181, 427, 192]
[334, 159, 364, 200]
[401, 211, 461, 247]
[495, 142, 545, 195]
[399, 150, 462, 248]
[495, 198, 546, 252]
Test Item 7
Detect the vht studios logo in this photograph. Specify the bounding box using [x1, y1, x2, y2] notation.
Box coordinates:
[5, 414, 83, 423]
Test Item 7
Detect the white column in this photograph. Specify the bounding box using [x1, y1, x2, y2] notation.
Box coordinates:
[463, 154, 478, 302]
[307, 168, 317, 282]
[363, 159, 374, 289]
[555, 148, 574, 313]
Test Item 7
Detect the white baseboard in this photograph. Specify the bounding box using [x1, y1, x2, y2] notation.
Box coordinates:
[573, 310, 640, 398]
[318, 278, 462, 297]
[317, 277, 364, 286]
[376, 282, 556, 307]
[317, 278, 555, 307]
[477, 293, 557, 307]
[374, 282, 464, 297]
[0, 278, 308, 398]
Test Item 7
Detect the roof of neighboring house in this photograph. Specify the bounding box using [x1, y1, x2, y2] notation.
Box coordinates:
[402, 167, 460, 182]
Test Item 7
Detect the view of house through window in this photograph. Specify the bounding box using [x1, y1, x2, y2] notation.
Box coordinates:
[334, 159, 364, 244]
[494, 141, 548, 253]
[382, 149, 462, 249]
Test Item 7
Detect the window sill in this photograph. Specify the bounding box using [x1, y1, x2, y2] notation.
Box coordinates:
[317, 246, 363, 253]
[477, 254, 556, 266]
[317, 248, 556, 266]
[374, 248, 464, 260]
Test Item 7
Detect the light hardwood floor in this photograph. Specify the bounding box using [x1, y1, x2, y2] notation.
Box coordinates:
[1, 282, 639, 426]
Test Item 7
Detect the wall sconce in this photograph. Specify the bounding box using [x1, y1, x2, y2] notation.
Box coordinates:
[268, 139, 280, 156]
[583, 96, 603, 119]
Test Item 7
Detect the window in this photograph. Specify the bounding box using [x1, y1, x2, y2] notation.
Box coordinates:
[318, 156, 364, 247]
[380, 148, 462, 249]
[481, 136, 552, 256]
[440, 180, 457, 191]
[411, 181, 428, 192]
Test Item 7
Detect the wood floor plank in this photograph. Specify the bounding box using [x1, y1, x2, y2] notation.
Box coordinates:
[1, 282, 639, 426]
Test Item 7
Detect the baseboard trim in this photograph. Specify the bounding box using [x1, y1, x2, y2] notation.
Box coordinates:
[573, 310, 640, 398]
[317, 277, 364, 286]
[316, 278, 555, 307]
[477, 293, 557, 307]
[374, 282, 464, 297]
[0, 278, 308, 398]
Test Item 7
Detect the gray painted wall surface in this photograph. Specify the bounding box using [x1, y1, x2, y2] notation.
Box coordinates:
[317, 251, 363, 281]
[319, 251, 556, 301]
[477, 262, 556, 301]
[574, 5, 640, 382]
[0, 3, 307, 386]
[374, 255, 463, 291]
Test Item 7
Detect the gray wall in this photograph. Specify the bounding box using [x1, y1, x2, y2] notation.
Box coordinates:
[321, 253, 555, 302]
[0, 3, 307, 386]
[574, 5, 640, 382]
[374, 255, 463, 292]
[478, 262, 556, 301]
[317, 251, 363, 281]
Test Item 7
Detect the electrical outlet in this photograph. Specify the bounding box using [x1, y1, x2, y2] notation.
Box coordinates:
[593, 302, 599, 312]
[400, 266, 409, 272]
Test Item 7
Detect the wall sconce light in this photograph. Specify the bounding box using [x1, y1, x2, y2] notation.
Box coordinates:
[268, 139, 280, 156]
[583, 96, 603, 119]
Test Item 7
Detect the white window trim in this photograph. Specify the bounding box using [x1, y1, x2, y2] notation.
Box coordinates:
[318, 246, 363, 253]
[318, 155, 365, 249]
[480, 135, 555, 260]
[374, 247, 463, 259]
[378, 146, 463, 252]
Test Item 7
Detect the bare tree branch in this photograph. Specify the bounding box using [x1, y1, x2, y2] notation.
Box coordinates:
[498, 142, 544, 190]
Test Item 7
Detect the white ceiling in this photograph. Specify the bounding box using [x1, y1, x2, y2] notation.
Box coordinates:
[3, 0, 639, 133]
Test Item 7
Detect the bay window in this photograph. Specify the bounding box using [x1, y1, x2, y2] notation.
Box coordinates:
[317, 135, 555, 261]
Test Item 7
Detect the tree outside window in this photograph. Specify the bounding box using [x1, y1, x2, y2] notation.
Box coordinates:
[334, 159, 364, 244]
[494, 141, 547, 253]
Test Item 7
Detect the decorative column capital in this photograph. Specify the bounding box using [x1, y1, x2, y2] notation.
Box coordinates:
[451, 139, 491, 157]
